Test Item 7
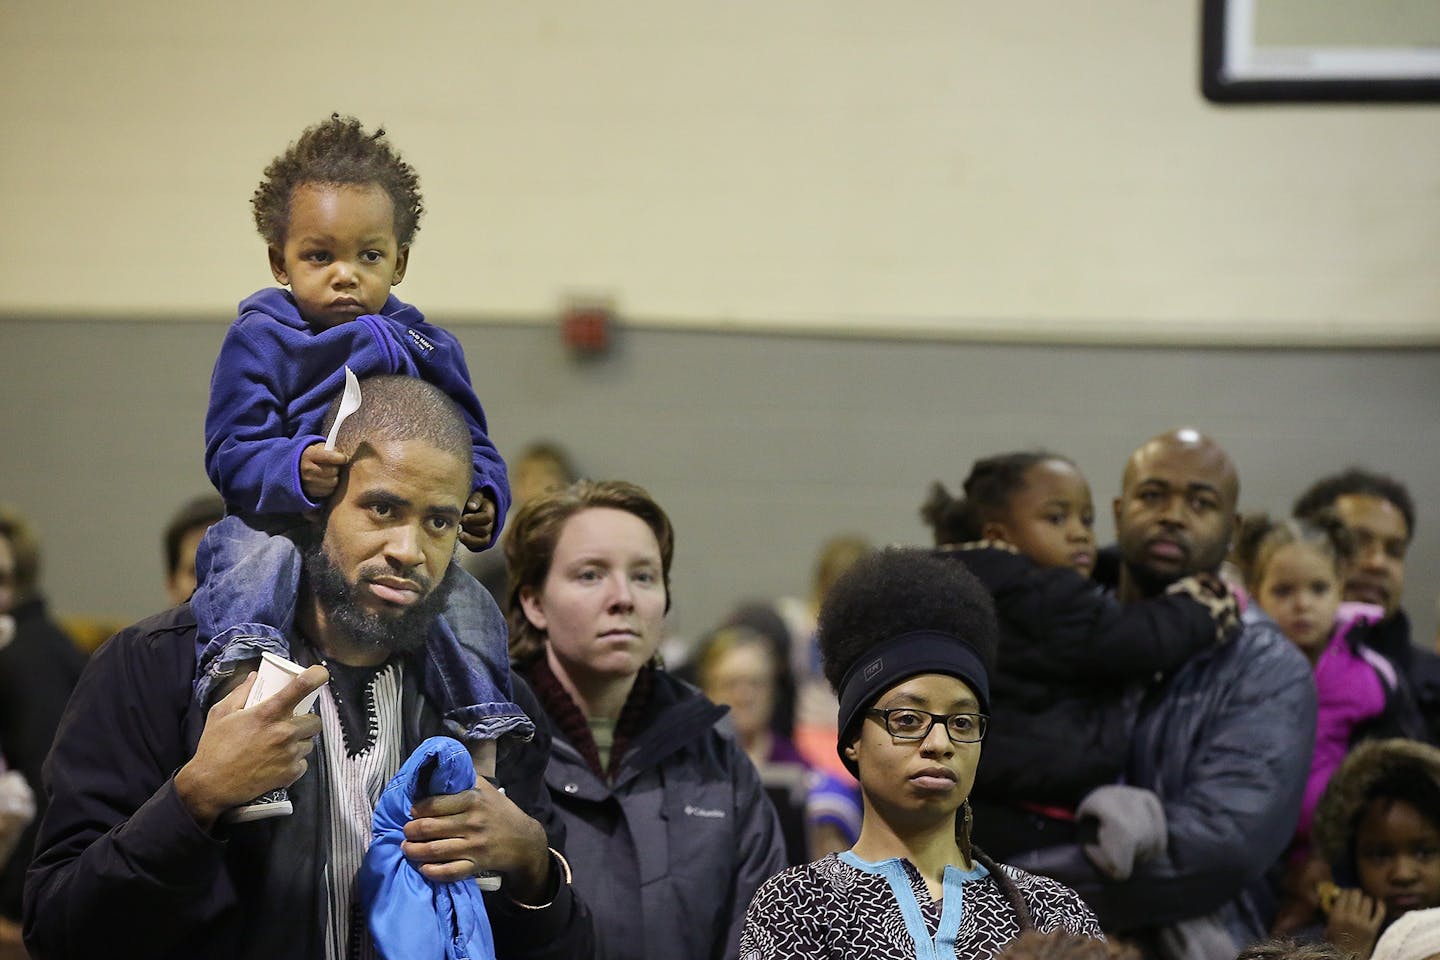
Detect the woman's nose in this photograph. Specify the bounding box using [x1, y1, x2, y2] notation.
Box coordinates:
[920, 720, 954, 755]
[606, 574, 635, 610]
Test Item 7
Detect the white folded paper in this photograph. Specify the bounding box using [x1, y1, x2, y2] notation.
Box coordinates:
[244, 651, 324, 715]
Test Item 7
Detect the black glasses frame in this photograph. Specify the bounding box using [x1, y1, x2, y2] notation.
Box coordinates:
[866, 707, 989, 744]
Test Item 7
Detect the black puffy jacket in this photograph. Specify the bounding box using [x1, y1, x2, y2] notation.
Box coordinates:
[942, 545, 1222, 807]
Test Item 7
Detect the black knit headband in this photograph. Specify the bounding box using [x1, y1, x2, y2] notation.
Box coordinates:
[835, 630, 991, 775]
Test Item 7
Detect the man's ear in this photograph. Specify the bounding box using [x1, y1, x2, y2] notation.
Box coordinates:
[519, 586, 547, 632]
[1113, 495, 1124, 529]
[268, 245, 289, 285]
[392, 246, 409, 286]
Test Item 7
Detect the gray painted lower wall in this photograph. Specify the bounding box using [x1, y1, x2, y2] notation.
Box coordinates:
[2, 316, 1438, 649]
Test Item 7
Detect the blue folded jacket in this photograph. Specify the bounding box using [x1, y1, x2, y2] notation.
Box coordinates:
[359, 736, 496, 960]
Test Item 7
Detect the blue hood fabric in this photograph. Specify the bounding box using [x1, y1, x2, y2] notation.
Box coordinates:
[359, 736, 495, 960]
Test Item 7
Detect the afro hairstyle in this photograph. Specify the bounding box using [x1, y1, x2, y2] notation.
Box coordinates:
[817, 546, 998, 694]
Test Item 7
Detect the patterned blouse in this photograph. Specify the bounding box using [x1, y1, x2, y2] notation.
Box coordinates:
[740, 852, 1100, 960]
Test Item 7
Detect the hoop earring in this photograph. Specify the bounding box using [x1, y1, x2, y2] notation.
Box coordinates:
[957, 799, 974, 864]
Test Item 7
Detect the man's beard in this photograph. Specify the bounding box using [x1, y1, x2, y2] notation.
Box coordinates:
[1120, 535, 1231, 599]
[302, 536, 452, 657]
[1123, 560, 1184, 599]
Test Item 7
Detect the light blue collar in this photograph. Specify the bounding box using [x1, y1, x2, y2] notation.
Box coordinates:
[839, 851, 988, 960]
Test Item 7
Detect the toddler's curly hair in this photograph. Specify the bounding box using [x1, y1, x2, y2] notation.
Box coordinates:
[252, 114, 424, 247]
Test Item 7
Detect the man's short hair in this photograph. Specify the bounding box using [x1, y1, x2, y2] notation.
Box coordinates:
[163, 495, 226, 576]
[322, 375, 473, 471]
[1293, 467, 1416, 541]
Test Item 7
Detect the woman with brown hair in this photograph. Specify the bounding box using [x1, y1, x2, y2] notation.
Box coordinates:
[505, 479, 787, 960]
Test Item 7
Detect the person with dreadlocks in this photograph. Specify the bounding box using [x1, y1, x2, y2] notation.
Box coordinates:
[191, 115, 526, 821]
[740, 547, 1101, 960]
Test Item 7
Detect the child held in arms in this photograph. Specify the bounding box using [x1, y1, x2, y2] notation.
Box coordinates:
[922, 452, 1237, 867]
[192, 115, 528, 819]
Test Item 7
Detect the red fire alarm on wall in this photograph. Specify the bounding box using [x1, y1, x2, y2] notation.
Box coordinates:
[561, 297, 615, 357]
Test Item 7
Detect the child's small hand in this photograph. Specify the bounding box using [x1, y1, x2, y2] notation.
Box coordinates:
[460, 493, 497, 551]
[301, 443, 349, 502]
[1325, 888, 1384, 959]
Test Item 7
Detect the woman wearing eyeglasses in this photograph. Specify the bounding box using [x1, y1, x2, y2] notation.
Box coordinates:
[740, 548, 1101, 960]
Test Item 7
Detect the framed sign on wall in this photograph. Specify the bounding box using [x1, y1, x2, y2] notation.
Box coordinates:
[1202, 0, 1440, 102]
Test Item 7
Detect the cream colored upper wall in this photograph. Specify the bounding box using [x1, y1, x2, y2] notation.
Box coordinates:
[4, 2, 1439, 344]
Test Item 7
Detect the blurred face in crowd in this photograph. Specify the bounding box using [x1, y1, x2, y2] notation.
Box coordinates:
[985, 459, 1096, 578]
[846, 673, 982, 830]
[520, 507, 667, 689]
[0, 536, 15, 614]
[1354, 798, 1440, 919]
[512, 453, 571, 509]
[1114, 430, 1238, 599]
[1332, 493, 1409, 619]
[812, 537, 871, 611]
[701, 639, 778, 744]
[1254, 542, 1342, 664]
[166, 523, 213, 607]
